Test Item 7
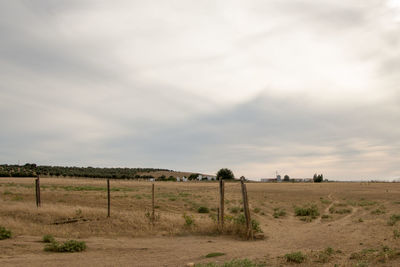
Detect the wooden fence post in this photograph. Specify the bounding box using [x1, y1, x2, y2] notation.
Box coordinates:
[152, 183, 155, 224]
[219, 177, 225, 230]
[240, 177, 253, 240]
[35, 176, 41, 207]
[107, 179, 110, 217]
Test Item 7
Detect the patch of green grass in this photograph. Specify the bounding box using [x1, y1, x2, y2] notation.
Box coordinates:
[253, 207, 260, 214]
[183, 213, 195, 227]
[0, 226, 12, 240]
[294, 204, 319, 221]
[43, 234, 55, 243]
[229, 207, 241, 214]
[11, 195, 23, 201]
[3, 190, 12, 195]
[317, 247, 335, 263]
[320, 198, 332, 204]
[321, 214, 332, 219]
[285, 251, 306, 263]
[205, 252, 225, 258]
[273, 208, 286, 218]
[357, 200, 378, 207]
[198, 206, 210, 213]
[44, 239, 86, 252]
[194, 258, 265, 267]
[394, 229, 400, 239]
[371, 208, 385, 215]
[388, 214, 400, 226]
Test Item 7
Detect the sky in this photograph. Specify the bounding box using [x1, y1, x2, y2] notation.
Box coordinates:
[1, 0, 399, 180]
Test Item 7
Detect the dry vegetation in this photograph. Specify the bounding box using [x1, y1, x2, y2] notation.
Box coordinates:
[1, 177, 400, 266]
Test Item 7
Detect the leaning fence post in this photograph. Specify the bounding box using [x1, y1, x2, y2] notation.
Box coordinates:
[219, 177, 225, 230]
[151, 183, 155, 224]
[240, 177, 253, 240]
[107, 179, 110, 217]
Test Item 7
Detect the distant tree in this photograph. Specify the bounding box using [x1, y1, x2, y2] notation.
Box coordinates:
[313, 173, 323, 183]
[188, 173, 200, 180]
[216, 168, 234, 180]
[283, 175, 290, 182]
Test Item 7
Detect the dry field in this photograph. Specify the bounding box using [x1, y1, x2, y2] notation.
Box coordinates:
[1, 177, 400, 266]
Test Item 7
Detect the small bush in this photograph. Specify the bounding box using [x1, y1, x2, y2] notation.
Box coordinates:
[388, 214, 400, 226]
[183, 213, 195, 227]
[43, 234, 55, 243]
[285, 251, 306, 263]
[294, 204, 319, 221]
[393, 229, 400, 239]
[0, 226, 12, 240]
[253, 207, 260, 214]
[371, 209, 385, 215]
[205, 252, 225, 258]
[273, 208, 286, 218]
[44, 240, 86, 252]
[198, 206, 210, 213]
[229, 207, 241, 214]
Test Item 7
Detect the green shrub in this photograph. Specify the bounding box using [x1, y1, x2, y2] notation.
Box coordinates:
[273, 208, 286, 218]
[253, 207, 260, 214]
[198, 206, 210, 213]
[388, 214, 400, 226]
[294, 204, 319, 221]
[44, 240, 86, 252]
[233, 214, 262, 233]
[394, 229, 400, 239]
[229, 207, 241, 214]
[285, 251, 306, 263]
[205, 252, 225, 258]
[0, 226, 12, 240]
[183, 213, 195, 227]
[42, 234, 55, 243]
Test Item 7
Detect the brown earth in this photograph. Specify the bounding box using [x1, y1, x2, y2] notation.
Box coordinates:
[1, 178, 400, 266]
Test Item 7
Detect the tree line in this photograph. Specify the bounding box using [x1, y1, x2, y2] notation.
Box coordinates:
[0, 164, 172, 179]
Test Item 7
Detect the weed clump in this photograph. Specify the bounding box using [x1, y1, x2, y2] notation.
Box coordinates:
[198, 206, 210, 213]
[205, 252, 225, 258]
[44, 239, 86, 252]
[273, 208, 286, 218]
[388, 214, 400, 226]
[285, 251, 306, 263]
[294, 204, 319, 221]
[183, 213, 195, 227]
[42, 234, 55, 243]
[0, 226, 12, 240]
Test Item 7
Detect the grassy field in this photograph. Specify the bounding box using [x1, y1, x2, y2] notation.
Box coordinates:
[1, 177, 400, 266]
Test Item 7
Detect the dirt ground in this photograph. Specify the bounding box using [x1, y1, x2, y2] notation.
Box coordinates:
[1, 178, 400, 266]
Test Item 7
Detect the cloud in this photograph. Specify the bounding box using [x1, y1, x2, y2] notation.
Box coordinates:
[0, 0, 399, 180]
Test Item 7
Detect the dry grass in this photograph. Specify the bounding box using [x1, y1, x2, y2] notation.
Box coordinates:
[2, 178, 400, 266]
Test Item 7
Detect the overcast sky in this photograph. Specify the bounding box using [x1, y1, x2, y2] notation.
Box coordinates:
[1, 0, 399, 180]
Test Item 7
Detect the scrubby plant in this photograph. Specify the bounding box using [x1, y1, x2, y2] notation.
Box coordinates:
[388, 214, 400, 226]
[42, 234, 55, 243]
[205, 252, 225, 258]
[229, 206, 241, 214]
[183, 213, 195, 227]
[0, 226, 12, 240]
[273, 208, 286, 218]
[285, 251, 306, 263]
[198, 206, 210, 213]
[44, 239, 86, 252]
[294, 204, 319, 221]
